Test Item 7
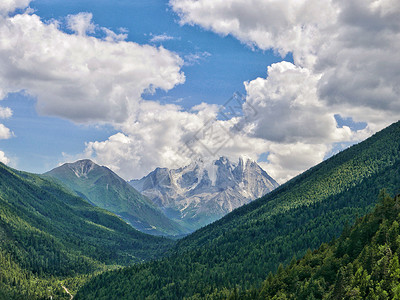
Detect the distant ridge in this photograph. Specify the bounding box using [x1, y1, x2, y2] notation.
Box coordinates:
[45, 159, 187, 236]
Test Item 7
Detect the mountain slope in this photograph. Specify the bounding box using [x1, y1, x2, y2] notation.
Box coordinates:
[250, 191, 400, 299]
[45, 159, 186, 236]
[0, 162, 174, 298]
[130, 156, 279, 231]
[76, 120, 400, 299]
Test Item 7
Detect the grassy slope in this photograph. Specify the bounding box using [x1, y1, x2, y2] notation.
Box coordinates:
[76, 121, 400, 299]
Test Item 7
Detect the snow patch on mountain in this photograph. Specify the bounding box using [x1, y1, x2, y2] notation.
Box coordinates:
[129, 156, 279, 231]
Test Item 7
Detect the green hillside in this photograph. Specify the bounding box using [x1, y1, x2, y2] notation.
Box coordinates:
[0, 162, 174, 299]
[76, 120, 400, 299]
[45, 159, 187, 236]
[246, 191, 400, 299]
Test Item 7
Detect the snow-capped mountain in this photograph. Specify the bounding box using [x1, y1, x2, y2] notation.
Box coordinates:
[129, 156, 279, 231]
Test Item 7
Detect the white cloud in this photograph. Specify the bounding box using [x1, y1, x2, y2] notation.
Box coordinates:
[170, 0, 337, 67]
[259, 143, 329, 183]
[184, 51, 211, 66]
[82, 91, 333, 183]
[316, 0, 400, 130]
[149, 33, 175, 43]
[0, 106, 13, 140]
[3, 0, 398, 184]
[243, 61, 352, 144]
[81, 61, 362, 183]
[0, 11, 185, 123]
[165, 0, 400, 182]
[0, 5, 190, 179]
[0, 150, 10, 165]
[0, 123, 12, 140]
[0, 0, 31, 15]
[84, 100, 221, 179]
[0, 106, 12, 119]
[102, 27, 128, 42]
[66, 12, 95, 36]
[170, 0, 400, 130]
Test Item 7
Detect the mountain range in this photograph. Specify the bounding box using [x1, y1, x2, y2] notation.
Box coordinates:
[44, 159, 187, 236]
[129, 156, 279, 230]
[76, 120, 400, 299]
[1, 120, 400, 299]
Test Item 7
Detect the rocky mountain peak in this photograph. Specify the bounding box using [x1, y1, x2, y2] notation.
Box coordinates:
[129, 156, 279, 231]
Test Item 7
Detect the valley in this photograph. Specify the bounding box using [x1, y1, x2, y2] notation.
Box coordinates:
[1, 0, 398, 299]
[75, 120, 400, 299]
[2, 119, 399, 299]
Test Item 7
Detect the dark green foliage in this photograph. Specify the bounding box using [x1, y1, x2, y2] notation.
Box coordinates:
[0, 162, 174, 298]
[76, 121, 400, 299]
[249, 191, 400, 299]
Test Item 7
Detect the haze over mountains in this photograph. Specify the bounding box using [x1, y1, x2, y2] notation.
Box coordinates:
[130, 156, 279, 230]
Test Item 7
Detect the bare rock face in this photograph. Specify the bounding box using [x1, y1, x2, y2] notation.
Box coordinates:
[130, 157, 279, 231]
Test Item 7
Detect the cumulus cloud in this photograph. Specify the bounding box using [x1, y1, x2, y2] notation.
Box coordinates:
[0, 124, 12, 140]
[0, 106, 13, 140]
[0, 106, 12, 119]
[0, 11, 185, 123]
[3, 0, 398, 184]
[170, 0, 337, 67]
[84, 100, 222, 179]
[162, 0, 400, 181]
[0, 4, 189, 179]
[243, 62, 352, 144]
[316, 0, 400, 130]
[102, 27, 128, 42]
[66, 12, 96, 36]
[83, 90, 332, 183]
[0, 0, 31, 15]
[259, 143, 330, 183]
[0, 150, 10, 165]
[170, 0, 400, 130]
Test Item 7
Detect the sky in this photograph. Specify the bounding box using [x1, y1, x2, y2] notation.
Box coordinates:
[0, 0, 399, 183]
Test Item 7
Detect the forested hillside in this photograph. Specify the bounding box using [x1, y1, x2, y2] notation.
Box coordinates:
[246, 191, 400, 299]
[76, 121, 400, 299]
[0, 163, 173, 299]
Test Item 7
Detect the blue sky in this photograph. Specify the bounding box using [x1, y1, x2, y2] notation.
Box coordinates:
[29, 0, 289, 106]
[1, 0, 286, 173]
[0, 0, 398, 182]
